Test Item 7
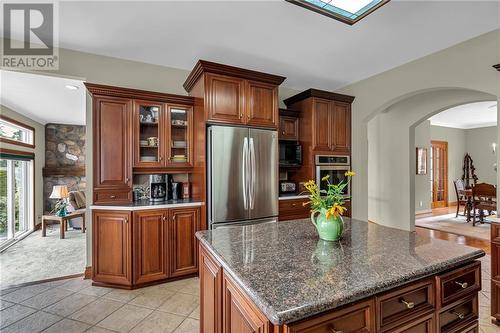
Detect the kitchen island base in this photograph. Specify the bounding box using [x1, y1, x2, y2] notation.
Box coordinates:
[200, 245, 482, 333]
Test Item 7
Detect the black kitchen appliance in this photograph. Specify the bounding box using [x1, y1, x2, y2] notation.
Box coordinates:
[149, 174, 167, 202]
[279, 143, 302, 167]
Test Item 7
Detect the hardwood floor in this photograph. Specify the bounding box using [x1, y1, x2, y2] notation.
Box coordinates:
[415, 226, 490, 254]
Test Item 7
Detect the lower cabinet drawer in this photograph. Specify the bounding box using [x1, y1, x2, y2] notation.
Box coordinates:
[279, 198, 310, 221]
[436, 261, 481, 308]
[286, 299, 375, 333]
[387, 313, 435, 333]
[376, 279, 435, 332]
[94, 190, 132, 204]
[438, 295, 478, 333]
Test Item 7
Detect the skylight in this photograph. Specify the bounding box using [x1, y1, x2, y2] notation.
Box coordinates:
[287, 0, 390, 25]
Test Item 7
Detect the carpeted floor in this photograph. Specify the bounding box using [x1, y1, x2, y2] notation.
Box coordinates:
[0, 225, 86, 289]
[416, 213, 491, 241]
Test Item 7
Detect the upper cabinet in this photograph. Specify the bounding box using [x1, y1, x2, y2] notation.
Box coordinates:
[92, 95, 133, 203]
[284, 89, 354, 155]
[85, 83, 196, 204]
[279, 109, 300, 141]
[184, 60, 285, 129]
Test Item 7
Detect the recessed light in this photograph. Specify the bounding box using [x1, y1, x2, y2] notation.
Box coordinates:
[65, 85, 79, 90]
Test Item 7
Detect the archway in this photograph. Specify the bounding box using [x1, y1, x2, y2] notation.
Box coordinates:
[365, 87, 497, 231]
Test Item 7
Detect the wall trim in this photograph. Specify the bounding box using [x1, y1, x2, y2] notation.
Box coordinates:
[415, 209, 432, 215]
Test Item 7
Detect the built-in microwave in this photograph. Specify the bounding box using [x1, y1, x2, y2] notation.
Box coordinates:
[279, 143, 302, 167]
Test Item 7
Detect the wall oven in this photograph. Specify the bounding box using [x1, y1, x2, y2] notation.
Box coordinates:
[315, 155, 350, 197]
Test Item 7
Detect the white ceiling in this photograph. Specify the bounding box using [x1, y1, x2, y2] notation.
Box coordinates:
[47, 0, 500, 91]
[0, 71, 86, 125]
[429, 101, 498, 129]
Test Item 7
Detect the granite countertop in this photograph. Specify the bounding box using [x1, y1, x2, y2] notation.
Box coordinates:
[196, 218, 485, 325]
[90, 199, 203, 211]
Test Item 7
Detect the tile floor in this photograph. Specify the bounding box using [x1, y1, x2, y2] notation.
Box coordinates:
[0, 276, 200, 333]
[0, 256, 497, 333]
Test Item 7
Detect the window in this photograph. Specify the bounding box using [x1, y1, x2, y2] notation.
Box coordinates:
[287, 0, 390, 25]
[0, 116, 35, 148]
[0, 150, 34, 250]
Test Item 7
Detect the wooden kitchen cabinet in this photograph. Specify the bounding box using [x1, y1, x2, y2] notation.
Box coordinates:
[279, 109, 300, 141]
[92, 95, 133, 204]
[132, 210, 169, 285]
[312, 98, 331, 151]
[92, 210, 132, 287]
[184, 60, 285, 129]
[200, 247, 222, 333]
[278, 198, 309, 221]
[491, 222, 500, 325]
[92, 206, 200, 289]
[223, 271, 271, 333]
[206, 73, 246, 125]
[331, 101, 351, 153]
[245, 80, 278, 128]
[169, 207, 200, 277]
[86, 83, 196, 204]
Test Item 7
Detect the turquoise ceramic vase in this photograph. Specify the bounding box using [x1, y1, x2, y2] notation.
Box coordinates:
[310, 208, 344, 241]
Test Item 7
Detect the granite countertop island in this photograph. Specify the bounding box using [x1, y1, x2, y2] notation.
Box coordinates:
[196, 218, 485, 326]
[89, 199, 204, 211]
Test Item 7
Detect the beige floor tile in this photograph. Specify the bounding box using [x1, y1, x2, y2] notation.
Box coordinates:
[162, 279, 189, 291]
[59, 278, 92, 292]
[85, 326, 117, 333]
[179, 278, 199, 296]
[104, 288, 143, 302]
[1, 284, 53, 303]
[141, 284, 180, 296]
[0, 300, 15, 310]
[189, 305, 200, 320]
[1, 311, 62, 333]
[69, 298, 124, 325]
[158, 293, 198, 316]
[44, 292, 97, 317]
[130, 310, 185, 333]
[78, 285, 114, 297]
[480, 325, 500, 333]
[0, 287, 19, 296]
[0, 304, 37, 329]
[96, 304, 152, 332]
[174, 318, 199, 333]
[129, 290, 175, 309]
[41, 318, 90, 333]
[21, 287, 74, 309]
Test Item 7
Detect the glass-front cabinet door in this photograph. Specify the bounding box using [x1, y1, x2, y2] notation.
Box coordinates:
[166, 105, 193, 167]
[133, 100, 164, 167]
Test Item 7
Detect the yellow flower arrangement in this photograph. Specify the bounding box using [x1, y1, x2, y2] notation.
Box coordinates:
[302, 170, 355, 219]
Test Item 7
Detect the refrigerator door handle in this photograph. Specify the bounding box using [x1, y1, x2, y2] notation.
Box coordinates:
[249, 137, 256, 210]
[242, 137, 249, 210]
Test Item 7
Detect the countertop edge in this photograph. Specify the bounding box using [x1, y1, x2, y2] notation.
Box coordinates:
[90, 201, 204, 211]
[196, 233, 485, 325]
[278, 195, 309, 201]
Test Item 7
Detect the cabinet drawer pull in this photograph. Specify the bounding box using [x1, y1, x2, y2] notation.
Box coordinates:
[400, 298, 415, 309]
[239, 114, 243, 119]
[452, 311, 465, 319]
[124, 218, 128, 224]
[291, 203, 296, 207]
[110, 195, 116, 199]
[330, 328, 343, 333]
[455, 281, 468, 289]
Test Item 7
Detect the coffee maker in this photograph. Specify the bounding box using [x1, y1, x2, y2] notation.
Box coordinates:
[149, 174, 167, 202]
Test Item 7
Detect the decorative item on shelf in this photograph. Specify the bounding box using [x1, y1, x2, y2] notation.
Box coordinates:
[139, 139, 149, 147]
[172, 119, 187, 126]
[147, 137, 158, 147]
[140, 156, 157, 162]
[172, 154, 187, 162]
[303, 171, 355, 241]
[416, 147, 427, 175]
[172, 141, 187, 148]
[182, 182, 191, 199]
[49, 185, 69, 217]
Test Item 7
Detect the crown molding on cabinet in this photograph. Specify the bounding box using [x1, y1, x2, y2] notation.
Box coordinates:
[283, 88, 355, 107]
[183, 59, 286, 92]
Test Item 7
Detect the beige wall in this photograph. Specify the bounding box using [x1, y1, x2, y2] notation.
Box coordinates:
[466, 126, 497, 185]
[414, 120, 431, 213]
[0, 105, 45, 227]
[339, 29, 499, 230]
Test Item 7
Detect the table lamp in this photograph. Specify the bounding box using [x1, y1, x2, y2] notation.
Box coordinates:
[50, 185, 69, 217]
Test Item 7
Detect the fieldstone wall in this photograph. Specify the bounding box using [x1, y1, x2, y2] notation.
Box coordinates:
[43, 124, 86, 213]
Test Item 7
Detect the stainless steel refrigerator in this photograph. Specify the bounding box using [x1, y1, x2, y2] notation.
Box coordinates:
[207, 125, 278, 229]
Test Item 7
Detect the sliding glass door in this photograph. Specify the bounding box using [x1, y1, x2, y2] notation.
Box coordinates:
[0, 157, 33, 250]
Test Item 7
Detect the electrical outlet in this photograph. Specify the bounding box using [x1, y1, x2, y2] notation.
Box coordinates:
[419, 201, 423, 207]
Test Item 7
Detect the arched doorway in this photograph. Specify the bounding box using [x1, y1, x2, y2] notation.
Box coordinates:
[365, 87, 497, 231]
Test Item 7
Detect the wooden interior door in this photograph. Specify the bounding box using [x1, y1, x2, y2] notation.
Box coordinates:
[431, 140, 448, 209]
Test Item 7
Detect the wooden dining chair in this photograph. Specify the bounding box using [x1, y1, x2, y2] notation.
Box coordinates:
[453, 179, 468, 218]
[471, 183, 496, 226]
